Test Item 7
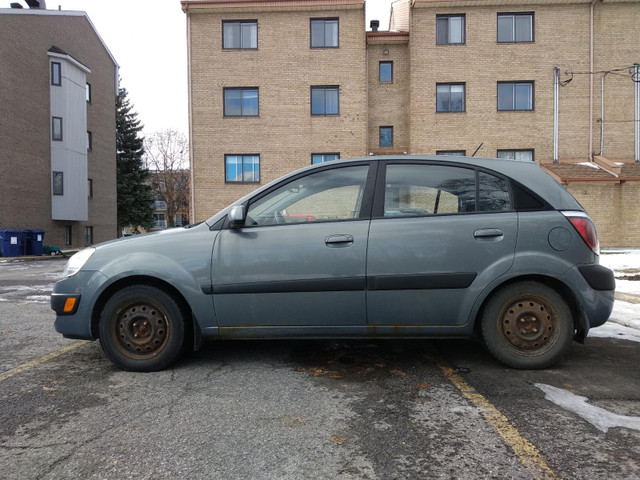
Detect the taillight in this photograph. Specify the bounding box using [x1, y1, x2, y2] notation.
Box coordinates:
[563, 211, 600, 254]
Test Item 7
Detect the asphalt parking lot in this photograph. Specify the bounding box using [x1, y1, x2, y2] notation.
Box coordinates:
[1, 258, 639, 479]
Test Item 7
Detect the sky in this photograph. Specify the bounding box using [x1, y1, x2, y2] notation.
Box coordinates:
[3, 0, 395, 137]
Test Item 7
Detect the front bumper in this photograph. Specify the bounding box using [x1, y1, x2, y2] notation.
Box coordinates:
[51, 270, 109, 340]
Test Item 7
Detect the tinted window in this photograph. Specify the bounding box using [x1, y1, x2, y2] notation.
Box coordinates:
[246, 166, 368, 226]
[478, 172, 511, 212]
[383, 164, 476, 216]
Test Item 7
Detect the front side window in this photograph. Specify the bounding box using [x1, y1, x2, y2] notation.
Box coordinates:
[311, 86, 339, 115]
[436, 83, 465, 112]
[224, 88, 259, 116]
[379, 61, 393, 82]
[497, 149, 534, 161]
[245, 165, 369, 226]
[52, 171, 64, 195]
[497, 82, 533, 111]
[312, 153, 340, 164]
[379, 126, 393, 147]
[223, 20, 257, 49]
[52, 117, 63, 141]
[498, 13, 534, 43]
[51, 62, 61, 86]
[225, 154, 260, 183]
[436, 14, 465, 44]
[310, 18, 338, 48]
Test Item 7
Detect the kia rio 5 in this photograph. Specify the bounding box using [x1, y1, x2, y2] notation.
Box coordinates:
[51, 155, 615, 371]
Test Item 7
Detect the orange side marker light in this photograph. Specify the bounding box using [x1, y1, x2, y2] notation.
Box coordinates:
[63, 297, 77, 313]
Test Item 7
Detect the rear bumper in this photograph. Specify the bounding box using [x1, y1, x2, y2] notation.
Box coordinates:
[562, 264, 615, 330]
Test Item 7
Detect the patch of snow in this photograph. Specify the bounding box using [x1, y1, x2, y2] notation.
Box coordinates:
[600, 249, 640, 271]
[25, 295, 50, 303]
[613, 278, 640, 295]
[575, 162, 600, 169]
[535, 384, 640, 433]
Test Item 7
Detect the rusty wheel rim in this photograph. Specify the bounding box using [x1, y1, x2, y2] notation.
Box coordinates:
[499, 297, 558, 353]
[113, 302, 170, 359]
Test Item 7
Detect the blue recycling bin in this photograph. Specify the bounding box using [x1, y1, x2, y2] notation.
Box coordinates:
[0, 229, 25, 257]
[26, 229, 45, 256]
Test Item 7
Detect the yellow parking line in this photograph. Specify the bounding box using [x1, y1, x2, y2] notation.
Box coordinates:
[0, 341, 90, 382]
[437, 359, 559, 480]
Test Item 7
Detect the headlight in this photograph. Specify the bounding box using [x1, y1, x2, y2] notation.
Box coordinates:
[62, 248, 96, 277]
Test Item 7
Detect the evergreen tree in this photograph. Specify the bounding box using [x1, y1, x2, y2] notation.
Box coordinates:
[116, 87, 154, 233]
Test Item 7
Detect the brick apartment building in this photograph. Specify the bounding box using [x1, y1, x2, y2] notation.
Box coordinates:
[182, 0, 640, 246]
[0, 3, 118, 249]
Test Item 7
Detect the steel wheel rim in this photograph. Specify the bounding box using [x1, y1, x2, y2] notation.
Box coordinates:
[498, 296, 559, 354]
[113, 302, 170, 359]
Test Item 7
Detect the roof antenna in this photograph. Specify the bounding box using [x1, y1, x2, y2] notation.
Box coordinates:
[471, 143, 483, 157]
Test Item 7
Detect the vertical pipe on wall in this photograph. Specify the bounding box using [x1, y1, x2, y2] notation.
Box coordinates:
[635, 63, 639, 163]
[600, 74, 605, 156]
[554, 67, 559, 163]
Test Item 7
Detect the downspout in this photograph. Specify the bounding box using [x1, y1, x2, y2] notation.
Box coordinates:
[635, 63, 639, 162]
[554, 67, 559, 163]
[588, 0, 597, 160]
[600, 73, 605, 156]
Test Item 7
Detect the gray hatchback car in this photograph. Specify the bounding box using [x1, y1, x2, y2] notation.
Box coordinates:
[52, 155, 615, 371]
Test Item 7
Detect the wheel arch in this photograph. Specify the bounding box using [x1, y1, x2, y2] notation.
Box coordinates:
[472, 274, 587, 341]
[90, 275, 200, 349]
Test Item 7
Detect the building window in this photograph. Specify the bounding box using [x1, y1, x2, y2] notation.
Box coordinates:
[86, 83, 92, 103]
[225, 154, 260, 183]
[65, 226, 72, 246]
[224, 88, 259, 116]
[52, 117, 63, 141]
[88, 178, 93, 198]
[311, 86, 339, 115]
[84, 226, 93, 245]
[87, 131, 92, 151]
[379, 61, 393, 82]
[52, 171, 64, 195]
[497, 149, 534, 161]
[498, 13, 534, 43]
[51, 62, 61, 86]
[497, 82, 534, 111]
[223, 20, 258, 49]
[379, 126, 393, 147]
[436, 14, 465, 45]
[310, 18, 338, 48]
[436, 150, 466, 156]
[312, 153, 340, 164]
[153, 213, 167, 229]
[436, 83, 465, 112]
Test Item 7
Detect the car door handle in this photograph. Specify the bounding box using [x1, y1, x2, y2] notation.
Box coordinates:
[325, 234, 354, 247]
[474, 228, 504, 239]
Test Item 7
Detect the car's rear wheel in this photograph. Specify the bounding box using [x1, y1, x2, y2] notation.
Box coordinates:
[481, 281, 574, 369]
[99, 285, 185, 372]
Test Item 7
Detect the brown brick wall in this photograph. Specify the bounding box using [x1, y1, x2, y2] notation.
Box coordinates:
[188, 7, 367, 221]
[0, 12, 117, 250]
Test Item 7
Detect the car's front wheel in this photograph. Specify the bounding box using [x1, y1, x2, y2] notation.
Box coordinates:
[99, 285, 185, 372]
[481, 281, 574, 369]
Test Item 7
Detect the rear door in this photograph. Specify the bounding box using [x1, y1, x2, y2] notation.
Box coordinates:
[366, 161, 518, 327]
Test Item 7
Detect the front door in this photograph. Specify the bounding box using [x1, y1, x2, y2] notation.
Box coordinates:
[212, 164, 372, 329]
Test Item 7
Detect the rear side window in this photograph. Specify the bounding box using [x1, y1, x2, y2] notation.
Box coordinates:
[383, 164, 476, 216]
[382, 164, 512, 216]
[478, 172, 511, 211]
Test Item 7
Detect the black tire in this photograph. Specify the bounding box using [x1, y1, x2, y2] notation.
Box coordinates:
[99, 285, 185, 372]
[481, 281, 574, 369]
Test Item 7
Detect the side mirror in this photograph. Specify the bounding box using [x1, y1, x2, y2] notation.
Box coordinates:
[228, 205, 245, 228]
